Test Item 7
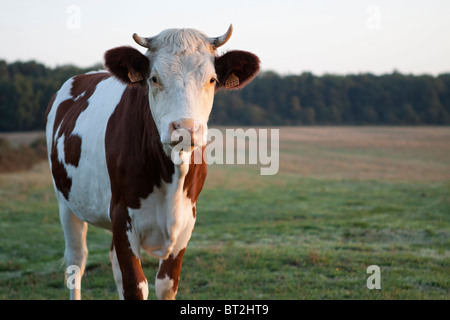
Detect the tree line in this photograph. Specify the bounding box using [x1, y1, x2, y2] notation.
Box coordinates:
[1, 59, 449, 132]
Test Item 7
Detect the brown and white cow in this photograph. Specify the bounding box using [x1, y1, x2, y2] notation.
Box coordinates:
[45, 25, 259, 300]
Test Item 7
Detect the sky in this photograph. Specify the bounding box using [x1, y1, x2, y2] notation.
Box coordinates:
[1, 0, 449, 75]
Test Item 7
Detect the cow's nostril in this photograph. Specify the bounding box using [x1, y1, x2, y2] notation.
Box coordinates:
[169, 120, 203, 146]
[171, 120, 199, 133]
[171, 122, 182, 131]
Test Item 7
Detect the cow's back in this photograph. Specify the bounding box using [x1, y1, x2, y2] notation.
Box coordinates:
[46, 71, 127, 228]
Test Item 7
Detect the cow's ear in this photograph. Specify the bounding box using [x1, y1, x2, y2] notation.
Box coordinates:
[104, 46, 150, 86]
[215, 50, 260, 90]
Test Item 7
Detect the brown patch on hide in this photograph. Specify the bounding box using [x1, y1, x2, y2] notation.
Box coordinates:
[64, 134, 82, 167]
[183, 146, 207, 204]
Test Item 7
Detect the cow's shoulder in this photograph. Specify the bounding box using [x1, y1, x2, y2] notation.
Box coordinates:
[51, 72, 111, 140]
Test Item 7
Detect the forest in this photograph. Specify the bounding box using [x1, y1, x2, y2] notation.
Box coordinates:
[1, 59, 449, 132]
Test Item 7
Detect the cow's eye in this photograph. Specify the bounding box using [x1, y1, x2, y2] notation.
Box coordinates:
[210, 77, 217, 84]
[150, 76, 159, 84]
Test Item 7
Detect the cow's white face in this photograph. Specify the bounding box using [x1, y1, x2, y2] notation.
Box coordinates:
[104, 25, 260, 157]
[146, 30, 218, 148]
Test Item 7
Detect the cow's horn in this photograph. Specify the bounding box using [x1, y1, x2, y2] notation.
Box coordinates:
[133, 33, 153, 48]
[209, 24, 233, 49]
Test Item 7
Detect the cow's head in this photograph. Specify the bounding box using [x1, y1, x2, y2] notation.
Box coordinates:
[104, 25, 260, 156]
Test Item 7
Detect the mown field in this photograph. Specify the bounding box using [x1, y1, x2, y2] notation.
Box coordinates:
[0, 127, 449, 299]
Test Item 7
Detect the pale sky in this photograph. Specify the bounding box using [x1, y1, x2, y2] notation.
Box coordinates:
[1, 0, 449, 75]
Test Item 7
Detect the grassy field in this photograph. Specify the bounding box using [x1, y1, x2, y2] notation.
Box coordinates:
[0, 127, 449, 299]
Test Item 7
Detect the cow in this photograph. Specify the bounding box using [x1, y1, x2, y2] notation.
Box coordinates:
[45, 25, 260, 300]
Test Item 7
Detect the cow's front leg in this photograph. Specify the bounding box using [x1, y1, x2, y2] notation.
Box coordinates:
[155, 247, 186, 300]
[155, 204, 196, 300]
[110, 203, 148, 300]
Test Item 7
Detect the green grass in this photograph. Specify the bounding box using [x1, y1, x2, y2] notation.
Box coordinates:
[0, 165, 448, 299]
[0, 127, 449, 299]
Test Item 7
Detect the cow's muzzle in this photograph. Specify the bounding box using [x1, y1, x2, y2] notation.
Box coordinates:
[169, 119, 204, 148]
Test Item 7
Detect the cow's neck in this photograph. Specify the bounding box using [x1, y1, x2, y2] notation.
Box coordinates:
[106, 85, 173, 209]
[106, 84, 207, 210]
